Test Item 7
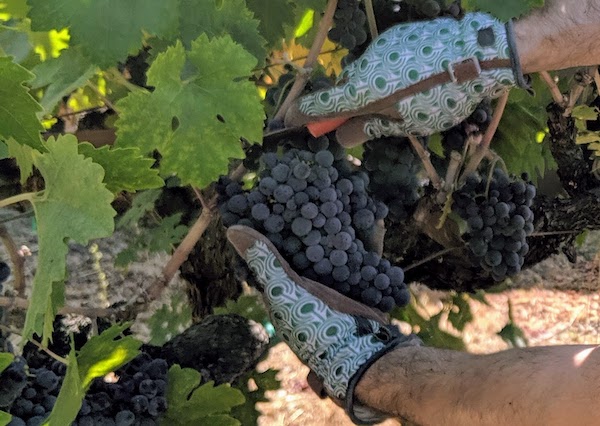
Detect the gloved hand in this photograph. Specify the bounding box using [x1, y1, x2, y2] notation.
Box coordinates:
[285, 12, 526, 147]
[226, 225, 421, 424]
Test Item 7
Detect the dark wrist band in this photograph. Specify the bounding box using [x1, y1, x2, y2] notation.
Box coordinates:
[506, 19, 533, 93]
[344, 333, 423, 425]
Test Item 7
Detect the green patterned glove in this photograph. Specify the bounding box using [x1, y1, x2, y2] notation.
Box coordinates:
[226, 225, 421, 424]
[285, 12, 526, 146]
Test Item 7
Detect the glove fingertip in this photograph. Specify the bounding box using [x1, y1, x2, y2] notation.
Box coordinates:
[307, 117, 349, 137]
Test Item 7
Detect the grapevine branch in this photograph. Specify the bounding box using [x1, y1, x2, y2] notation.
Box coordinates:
[407, 135, 442, 189]
[0, 296, 119, 318]
[273, 0, 338, 121]
[461, 91, 510, 179]
[539, 71, 566, 106]
[364, 0, 379, 39]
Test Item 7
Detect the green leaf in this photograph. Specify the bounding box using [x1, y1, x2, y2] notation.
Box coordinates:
[27, 0, 179, 67]
[30, 47, 96, 112]
[164, 365, 245, 425]
[447, 293, 473, 332]
[148, 292, 193, 346]
[498, 322, 528, 348]
[214, 295, 269, 325]
[428, 133, 445, 158]
[0, 0, 29, 19]
[246, 0, 295, 48]
[0, 353, 13, 373]
[23, 135, 116, 342]
[77, 323, 141, 389]
[0, 411, 11, 426]
[0, 140, 7, 159]
[116, 189, 162, 229]
[145, 213, 188, 253]
[231, 369, 280, 425]
[462, 0, 544, 20]
[116, 36, 264, 188]
[0, 57, 43, 151]
[78, 143, 164, 193]
[393, 302, 466, 350]
[47, 346, 83, 426]
[6, 137, 36, 183]
[571, 105, 599, 121]
[178, 0, 267, 63]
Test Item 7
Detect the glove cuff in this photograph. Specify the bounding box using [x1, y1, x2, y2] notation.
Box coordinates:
[344, 332, 423, 425]
[506, 19, 532, 93]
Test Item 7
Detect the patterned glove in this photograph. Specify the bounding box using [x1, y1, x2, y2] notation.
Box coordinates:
[285, 12, 526, 146]
[226, 225, 421, 424]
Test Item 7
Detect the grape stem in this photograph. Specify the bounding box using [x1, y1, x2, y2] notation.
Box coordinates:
[0, 225, 26, 298]
[539, 71, 566, 107]
[273, 0, 339, 121]
[0, 192, 36, 209]
[25, 333, 69, 365]
[403, 246, 460, 272]
[407, 135, 443, 189]
[364, 0, 379, 39]
[461, 91, 510, 180]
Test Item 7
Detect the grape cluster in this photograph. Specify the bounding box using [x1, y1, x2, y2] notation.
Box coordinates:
[265, 70, 333, 110]
[361, 136, 423, 222]
[441, 100, 493, 159]
[1, 353, 169, 426]
[453, 168, 536, 281]
[1, 358, 63, 426]
[217, 135, 410, 311]
[328, 0, 368, 51]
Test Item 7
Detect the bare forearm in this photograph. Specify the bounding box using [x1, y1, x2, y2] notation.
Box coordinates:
[515, 0, 600, 73]
[355, 345, 600, 425]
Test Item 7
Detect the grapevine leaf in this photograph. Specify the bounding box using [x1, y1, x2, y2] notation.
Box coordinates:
[145, 213, 188, 253]
[0, 25, 33, 63]
[78, 142, 164, 193]
[178, 0, 267, 62]
[26, 0, 179, 67]
[231, 369, 280, 425]
[0, 57, 43, 151]
[246, 0, 295, 48]
[448, 293, 473, 332]
[0, 0, 29, 18]
[493, 77, 556, 183]
[0, 141, 6, 159]
[293, 0, 326, 10]
[393, 302, 466, 350]
[77, 323, 141, 389]
[47, 346, 83, 426]
[116, 189, 162, 229]
[0, 411, 10, 426]
[5, 137, 36, 183]
[165, 365, 245, 425]
[498, 322, 528, 348]
[0, 353, 13, 373]
[30, 48, 96, 112]
[148, 293, 193, 346]
[23, 135, 116, 342]
[214, 295, 269, 325]
[115, 36, 264, 188]
[462, 0, 544, 20]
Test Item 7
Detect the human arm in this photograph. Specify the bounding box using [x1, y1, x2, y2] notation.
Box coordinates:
[355, 344, 600, 426]
[515, 0, 600, 73]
